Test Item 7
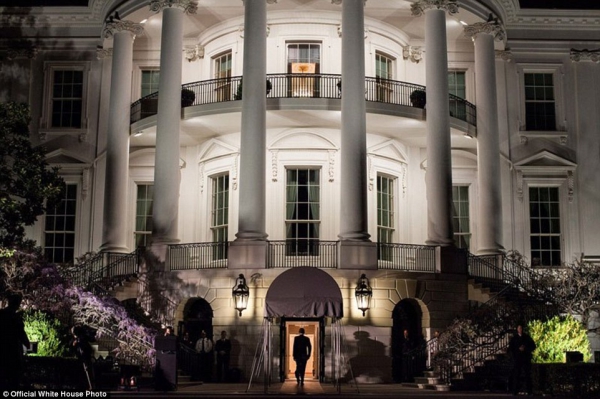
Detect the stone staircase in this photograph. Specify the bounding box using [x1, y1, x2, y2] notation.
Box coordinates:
[402, 371, 451, 391]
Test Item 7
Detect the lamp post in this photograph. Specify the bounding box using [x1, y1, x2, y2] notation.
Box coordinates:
[355, 274, 373, 316]
[232, 274, 249, 316]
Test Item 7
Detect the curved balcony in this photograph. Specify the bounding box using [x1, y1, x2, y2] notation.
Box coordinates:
[130, 74, 476, 126]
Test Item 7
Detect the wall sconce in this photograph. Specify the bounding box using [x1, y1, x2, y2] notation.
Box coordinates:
[232, 274, 249, 316]
[355, 274, 373, 316]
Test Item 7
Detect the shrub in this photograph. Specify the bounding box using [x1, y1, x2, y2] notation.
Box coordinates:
[528, 315, 591, 363]
[23, 310, 69, 357]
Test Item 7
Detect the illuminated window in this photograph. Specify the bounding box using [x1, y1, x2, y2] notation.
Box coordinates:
[135, 184, 153, 248]
[448, 71, 466, 120]
[375, 52, 394, 102]
[287, 43, 321, 97]
[141, 70, 160, 97]
[452, 185, 470, 249]
[529, 187, 561, 266]
[214, 51, 233, 101]
[44, 184, 77, 263]
[286, 168, 320, 256]
[377, 175, 395, 260]
[211, 174, 229, 260]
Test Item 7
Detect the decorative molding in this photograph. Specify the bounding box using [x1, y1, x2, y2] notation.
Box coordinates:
[328, 150, 336, 182]
[102, 20, 144, 39]
[82, 168, 90, 201]
[330, 0, 367, 5]
[336, 25, 369, 38]
[463, 20, 506, 42]
[198, 163, 204, 194]
[232, 154, 239, 190]
[5, 41, 38, 60]
[516, 170, 524, 201]
[570, 48, 600, 63]
[495, 49, 512, 62]
[96, 47, 112, 59]
[410, 0, 459, 17]
[567, 170, 574, 203]
[402, 45, 423, 63]
[149, 0, 198, 14]
[237, 25, 271, 38]
[519, 132, 568, 145]
[184, 45, 204, 62]
[271, 150, 278, 182]
[79, 132, 87, 143]
[368, 155, 374, 191]
[401, 163, 407, 196]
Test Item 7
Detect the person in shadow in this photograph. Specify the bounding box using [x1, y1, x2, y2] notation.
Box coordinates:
[195, 330, 213, 383]
[215, 330, 231, 382]
[0, 294, 31, 390]
[293, 328, 311, 386]
[508, 324, 536, 396]
[401, 329, 416, 382]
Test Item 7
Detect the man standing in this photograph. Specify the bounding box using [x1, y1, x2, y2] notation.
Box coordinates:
[0, 294, 31, 390]
[508, 324, 536, 396]
[195, 330, 213, 383]
[215, 330, 232, 382]
[293, 328, 311, 386]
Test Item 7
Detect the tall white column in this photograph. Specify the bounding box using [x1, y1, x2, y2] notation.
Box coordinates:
[101, 20, 143, 253]
[413, 1, 458, 246]
[150, 1, 196, 247]
[235, 0, 268, 241]
[229, 0, 271, 269]
[339, 0, 369, 241]
[465, 20, 505, 254]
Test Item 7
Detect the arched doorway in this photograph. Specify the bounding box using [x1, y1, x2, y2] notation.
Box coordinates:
[264, 267, 343, 383]
[391, 298, 423, 382]
[180, 298, 213, 343]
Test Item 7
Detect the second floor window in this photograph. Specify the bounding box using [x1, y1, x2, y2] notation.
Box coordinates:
[375, 52, 393, 80]
[286, 168, 320, 256]
[141, 70, 160, 98]
[377, 175, 395, 261]
[287, 43, 321, 97]
[52, 70, 83, 128]
[44, 183, 77, 264]
[448, 71, 466, 120]
[211, 174, 229, 260]
[529, 186, 561, 266]
[452, 185, 470, 250]
[135, 184, 153, 248]
[524, 73, 556, 131]
[214, 51, 233, 101]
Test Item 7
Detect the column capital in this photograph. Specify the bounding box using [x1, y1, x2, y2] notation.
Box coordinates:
[403, 45, 423, 63]
[495, 49, 512, 61]
[570, 48, 600, 63]
[331, 0, 367, 5]
[5, 40, 38, 60]
[96, 47, 113, 59]
[411, 0, 458, 17]
[149, 0, 198, 14]
[103, 20, 144, 39]
[464, 20, 505, 42]
[241, 0, 278, 5]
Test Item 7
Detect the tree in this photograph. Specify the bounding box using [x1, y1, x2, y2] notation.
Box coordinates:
[528, 315, 591, 363]
[0, 102, 64, 247]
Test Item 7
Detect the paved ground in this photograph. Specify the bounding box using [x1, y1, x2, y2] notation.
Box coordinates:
[110, 380, 564, 398]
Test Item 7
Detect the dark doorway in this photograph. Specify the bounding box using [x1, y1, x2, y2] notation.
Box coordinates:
[180, 298, 213, 343]
[392, 299, 423, 382]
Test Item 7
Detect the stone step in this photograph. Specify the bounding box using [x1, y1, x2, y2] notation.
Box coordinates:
[402, 382, 451, 391]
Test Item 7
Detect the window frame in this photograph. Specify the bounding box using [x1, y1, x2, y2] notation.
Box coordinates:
[40, 62, 90, 140]
[284, 167, 321, 256]
[43, 182, 79, 264]
[451, 184, 471, 250]
[134, 183, 154, 248]
[140, 69, 161, 98]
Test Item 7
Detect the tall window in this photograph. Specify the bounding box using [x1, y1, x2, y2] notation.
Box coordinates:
[529, 187, 561, 266]
[286, 168, 320, 256]
[287, 43, 321, 97]
[524, 73, 556, 131]
[51, 70, 83, 128]
[452, 185, 471, 249]
[448, 71, 466, 120]
[214, 51, 232, 101]
[135, 184, 153, 248]
[211, 174, 229, 260]
[141, 70, 160, 98]
[377, 175, 395, 261]
[44, 184, 77, 263]
[375, 52, 394, 102]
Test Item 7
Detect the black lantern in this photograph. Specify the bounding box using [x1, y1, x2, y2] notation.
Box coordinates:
[232, 274, 249, 316]
[355, 274, 373, 316]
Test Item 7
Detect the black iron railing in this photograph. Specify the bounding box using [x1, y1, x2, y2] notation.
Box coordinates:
[167, 242, 229, 271]
[267, 240, 338, 268]
[130, 73, 477, 125]
[377, 243, 437, 272]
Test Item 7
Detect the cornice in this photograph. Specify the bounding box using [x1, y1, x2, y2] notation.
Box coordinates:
[149, 0, 198, 14]
[410, 0, 459, 17]
[464, 20, 506, 42]
[102, 19, 144, 39]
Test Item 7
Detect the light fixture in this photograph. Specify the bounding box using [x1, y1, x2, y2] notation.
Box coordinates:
[232, 274, 249, 316]
[355, 274, 373, 316]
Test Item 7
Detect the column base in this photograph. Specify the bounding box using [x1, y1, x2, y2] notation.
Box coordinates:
[228, 240, 268, 269]
[475, 247, 504, 256]
[98, 243, 130, 254]
[338, 241, 377, 270]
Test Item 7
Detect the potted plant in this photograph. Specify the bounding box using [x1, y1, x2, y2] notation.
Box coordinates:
[181, 88, 196, 107]
[410, 89, 426, 109]
[234, 79, 272, 100]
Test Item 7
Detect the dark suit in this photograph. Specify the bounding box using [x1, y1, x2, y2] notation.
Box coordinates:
[508, 332, 536, 395]
[293, 334, 312, 383]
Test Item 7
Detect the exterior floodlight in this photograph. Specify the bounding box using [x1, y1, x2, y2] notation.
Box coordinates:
[355, 274, 373, 316]
[232, 274, 249, 316]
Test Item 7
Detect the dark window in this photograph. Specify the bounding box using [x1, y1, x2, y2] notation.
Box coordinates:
[524, 73, 556, 131]
[44, 184, 77, 263]
[529, 187, 561, 266]
[51, 70, 83, 128]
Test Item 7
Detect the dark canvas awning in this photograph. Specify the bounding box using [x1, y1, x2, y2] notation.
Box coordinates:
[264, 267, 343, 318]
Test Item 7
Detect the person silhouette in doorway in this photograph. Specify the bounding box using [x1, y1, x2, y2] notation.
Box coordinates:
[293, 328, 312, 386]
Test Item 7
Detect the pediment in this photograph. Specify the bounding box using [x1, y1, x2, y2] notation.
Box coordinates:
[45, 148, 90, 164]
[514, 150, 576, 170]
[42, 135, 94, 164]
[270, 131, 336, 150]
[198, 139, 239, 163]
[368, 140, 407, 164]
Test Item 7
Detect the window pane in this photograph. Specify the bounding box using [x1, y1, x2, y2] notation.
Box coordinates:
[44, 183, 77, 263]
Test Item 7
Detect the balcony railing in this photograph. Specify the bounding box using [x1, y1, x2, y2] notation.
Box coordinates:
[130, 74, 476, 126]
[377, 243, 437, 273]
[266, 240, 338, 268]
[168, 242, 229, 271]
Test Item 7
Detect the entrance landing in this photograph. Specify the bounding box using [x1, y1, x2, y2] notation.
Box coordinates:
[280, 380, 325, 394]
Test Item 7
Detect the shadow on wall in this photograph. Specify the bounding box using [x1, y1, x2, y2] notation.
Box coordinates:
[345, 330, 392, 383]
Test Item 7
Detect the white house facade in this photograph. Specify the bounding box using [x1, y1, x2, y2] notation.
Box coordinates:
[2, 0, 600, 383]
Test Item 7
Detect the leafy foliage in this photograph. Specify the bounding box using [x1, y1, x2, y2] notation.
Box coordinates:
[529, 315, 591, 363]
[0, 102, 64, 247]
[23, 310, 69, 357]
